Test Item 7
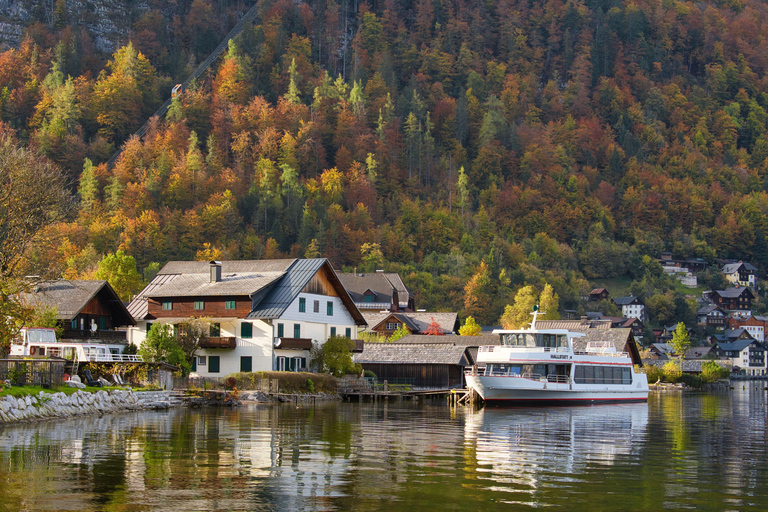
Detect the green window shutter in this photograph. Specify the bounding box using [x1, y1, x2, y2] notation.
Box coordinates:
[294, 324, 300, 338]
[330, 327, 336, 337]
[299, 297, 306, 312]
[277, 323, 284, 337]
[209, 356, 220, 373]
[327, 301, 333, 316]
[241, 322, 252, 338]
[345, 328, 351, 338]
[240, 356, 252, 372]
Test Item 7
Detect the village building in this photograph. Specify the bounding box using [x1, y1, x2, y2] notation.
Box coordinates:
[127, 259, 366, 377]
[713, 339, 766, 376]
[336, 271, 414, 312]
[612, 295, 646, 321]
[708, 286, 755, 311]
[722, 262, 758, 289]
[697, 304, 727, 330]
[360, 311, 460, 337]
[726, 314, 768, 342]
[22, 279, 135, 353]
[588, 288, 609, 301]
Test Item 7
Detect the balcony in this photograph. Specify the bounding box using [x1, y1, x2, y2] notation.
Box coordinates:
[61, 329, 127, 342]
[274, 337, 313, 350]
[199, 337, 237, 349]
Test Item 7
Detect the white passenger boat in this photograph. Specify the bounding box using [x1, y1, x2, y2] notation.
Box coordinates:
[465, 313, 649, 405]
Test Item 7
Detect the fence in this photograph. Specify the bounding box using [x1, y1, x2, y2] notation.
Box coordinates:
[0, 359, 67, 388]
[173, 376, 280, 393]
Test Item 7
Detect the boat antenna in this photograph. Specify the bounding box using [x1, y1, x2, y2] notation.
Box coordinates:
[530, 305, 542, 329]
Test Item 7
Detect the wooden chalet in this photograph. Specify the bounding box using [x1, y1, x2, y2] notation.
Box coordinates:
[589, 288, 609, 301]
[361, 311, 460, 337]
[22, 280, 135, 344]
[710, 286, 754, 311]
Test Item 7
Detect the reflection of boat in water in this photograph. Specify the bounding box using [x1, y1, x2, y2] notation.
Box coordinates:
[465, 313, 649, 405]
[464, 404, 649, 477]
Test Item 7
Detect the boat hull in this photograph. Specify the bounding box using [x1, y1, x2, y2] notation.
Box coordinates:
[465, 374, 649, 406]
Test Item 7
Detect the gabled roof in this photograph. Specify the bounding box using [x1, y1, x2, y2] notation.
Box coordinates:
[573, 328, 643, 365]
[613, 296, 644, 306]
[353, 343, 470, 365]
[361, 311, 460, 334]
[337, 272, 412, 308]
[697, 304, 725, 315]
[714, 286, 754, 299]
[717, 339, 762, 353]
[684, 346, 713, 359]
[22, 280, 135, 326]
[536, 319, 611, 330]
[128, 259, 366, 325]
[590, 288, 607, 294]
[723, 262, 757, 274]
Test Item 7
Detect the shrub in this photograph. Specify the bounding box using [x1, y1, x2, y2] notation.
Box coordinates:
[644, 364, 663, 384]
[306, 378, 315, 393]
[224, 376, 237, 390]
[662, 361, 682, 383]
[363, 370, 377, 379]
[701, 360, 730, 382]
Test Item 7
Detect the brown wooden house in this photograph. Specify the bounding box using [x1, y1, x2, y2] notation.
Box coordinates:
[23, 280, 135, 344]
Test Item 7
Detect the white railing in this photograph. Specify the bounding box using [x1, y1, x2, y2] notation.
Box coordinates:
[84, 354, 144, 362]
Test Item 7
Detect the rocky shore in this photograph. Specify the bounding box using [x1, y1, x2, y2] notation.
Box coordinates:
[0, 390, 219, 425]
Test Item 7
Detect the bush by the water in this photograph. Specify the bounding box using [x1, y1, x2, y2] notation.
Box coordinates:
[645, 360, 729, 388]
[226, 371, 336, 393]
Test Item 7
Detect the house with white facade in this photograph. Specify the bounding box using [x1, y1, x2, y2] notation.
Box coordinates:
[714, 338, 766, 376]
[723, 262, 758, 289]
[612, 295, 646, 321]
[127, 259, 366, 377]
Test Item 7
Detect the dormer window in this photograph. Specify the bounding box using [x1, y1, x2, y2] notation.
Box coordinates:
[365, 293, 374, 302]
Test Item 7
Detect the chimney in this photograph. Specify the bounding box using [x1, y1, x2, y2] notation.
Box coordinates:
[210, 261, 222, 283]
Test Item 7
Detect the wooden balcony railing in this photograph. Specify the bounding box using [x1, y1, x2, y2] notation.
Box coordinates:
[199, 337, 237, 349]
[61, 329, 127, 342]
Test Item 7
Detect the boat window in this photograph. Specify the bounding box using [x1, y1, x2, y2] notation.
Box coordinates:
[574, 365, 633, 385]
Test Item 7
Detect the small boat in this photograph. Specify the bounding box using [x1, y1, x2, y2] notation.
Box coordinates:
[465, 312, 649, 405]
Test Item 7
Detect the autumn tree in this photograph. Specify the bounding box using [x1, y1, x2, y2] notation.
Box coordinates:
[176, 317, 211, 365]
[671, 322, 691, 360]
[94, 250, 143, 302]
[464, 260, 493, 325]
[459, 316, 481, 336]
[0, 135, 74, 278]
[140, 323, 190, 374]
[499, 285, 538, 329]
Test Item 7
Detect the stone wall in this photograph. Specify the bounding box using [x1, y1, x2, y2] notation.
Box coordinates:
[0, 389, 190, 424]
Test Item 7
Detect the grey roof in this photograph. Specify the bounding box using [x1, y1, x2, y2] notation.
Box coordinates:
[697, 304, 724, 315]
[723, 262, 757, 273]
[685, 346, 713, 359]
[716, 339, 761, 352]
[392, 333, 500, 346]
[536, 319, 611, 330]
[127, 259, 366, 325]
[337, 272, 412, 308]
[613, 296, 645, 306]
[724, 328, 753, 340]
[573, 328, 643, 365]
[651, 343, 674, 354]
[354, 343, 470, 365]
[362, 311, 460, 334]
[715, 286, 753, 298]
[22, 280, 135, 326]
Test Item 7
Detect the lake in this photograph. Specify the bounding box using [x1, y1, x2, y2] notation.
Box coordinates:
[1, 383, 767, 511]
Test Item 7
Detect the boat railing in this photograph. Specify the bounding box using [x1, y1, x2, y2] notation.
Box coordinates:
[546, 374, 570, 384]
[479, 345, 571, 353]
[83, 354, 144, 363]
[573, 349, 629, 358]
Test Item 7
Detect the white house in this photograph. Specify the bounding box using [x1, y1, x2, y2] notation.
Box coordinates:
[612, 296, 646, 321]
[127, 259, 367, 377]
[715, 339, 766, 376]
[722, 262, 758, 289]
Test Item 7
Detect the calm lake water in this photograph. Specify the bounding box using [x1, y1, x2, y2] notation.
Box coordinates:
[1, 384, 768, 511]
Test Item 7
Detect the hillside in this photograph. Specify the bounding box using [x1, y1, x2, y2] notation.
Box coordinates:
[2, 0, 768, 328]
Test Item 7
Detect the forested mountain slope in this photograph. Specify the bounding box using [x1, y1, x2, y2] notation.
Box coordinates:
[2, 0, 768, 328]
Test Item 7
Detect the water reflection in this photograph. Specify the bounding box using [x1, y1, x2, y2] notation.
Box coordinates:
[1, 389, 768, 511]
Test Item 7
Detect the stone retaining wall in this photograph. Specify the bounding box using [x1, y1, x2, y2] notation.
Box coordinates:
[0, 390, 191, 425]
